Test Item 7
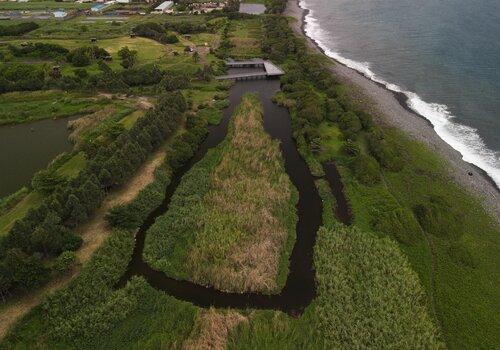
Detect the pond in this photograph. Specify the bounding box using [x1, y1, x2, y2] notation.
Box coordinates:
[239, 3, 266, 15]
[0, 117, 75, 198]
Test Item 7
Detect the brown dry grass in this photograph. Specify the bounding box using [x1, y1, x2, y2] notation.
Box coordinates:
[0, 144, 169, 340]
[186, 95, 295, 293]
[68, 106, 117, 145]
[183, 308, 247, 350]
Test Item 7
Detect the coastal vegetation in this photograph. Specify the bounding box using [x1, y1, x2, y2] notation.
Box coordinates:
[0, 2, 497, 349]
[144, 94, 297, 293]
[261, 12, 500, 349]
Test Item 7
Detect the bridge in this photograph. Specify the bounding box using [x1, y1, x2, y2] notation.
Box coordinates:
[215, 59, 285, 81]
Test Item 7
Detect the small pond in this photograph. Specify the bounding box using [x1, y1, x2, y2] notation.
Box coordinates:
[239, 3, 266, 15]
[0, 118, 75, 198]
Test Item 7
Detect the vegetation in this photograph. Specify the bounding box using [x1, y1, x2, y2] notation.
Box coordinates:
[227, 225, 443, 349]
[262, 13, 500, 349]
[0, 90, 101, 125]
[0, 22, 39, 37]
[0, 92, 186, 303]
[144, 95, 297, 293]
[8, 42, 68, 60]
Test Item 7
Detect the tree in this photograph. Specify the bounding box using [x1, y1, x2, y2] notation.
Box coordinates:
[3, 249, 48, 292]
[118, 46, 138, 69]
[0, 271, 12, 302]
[339, 111, 362, 139]
[52, 251, 78, 276]
[65, 194, 87, 227]
[31, 169, 65, 195]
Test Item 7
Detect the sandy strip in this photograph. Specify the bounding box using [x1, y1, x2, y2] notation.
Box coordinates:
[285, 0, 500, 223]
[0, 145, 168, 340]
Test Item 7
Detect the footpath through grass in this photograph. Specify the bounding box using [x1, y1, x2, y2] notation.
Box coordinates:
[144, 94, 298, 293]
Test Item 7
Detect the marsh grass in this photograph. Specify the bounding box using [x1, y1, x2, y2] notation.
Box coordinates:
[145, 94, 298, 293]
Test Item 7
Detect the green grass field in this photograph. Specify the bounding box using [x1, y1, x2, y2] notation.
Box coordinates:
[0, 1, 92, 11]
[229, 18, 262, 59]
[0, 90, 101, 125]
[55, 151, 86, 178]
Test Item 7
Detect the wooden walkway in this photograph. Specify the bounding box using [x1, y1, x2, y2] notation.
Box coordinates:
[216, 59, 285, 81]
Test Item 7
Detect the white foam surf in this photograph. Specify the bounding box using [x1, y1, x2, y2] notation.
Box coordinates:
[299, 0, 500, 188]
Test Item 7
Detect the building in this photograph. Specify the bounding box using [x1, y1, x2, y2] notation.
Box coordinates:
[153, 0, 174, 13]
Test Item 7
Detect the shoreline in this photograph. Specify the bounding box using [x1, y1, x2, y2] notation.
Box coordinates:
[285, 0, 500, 223]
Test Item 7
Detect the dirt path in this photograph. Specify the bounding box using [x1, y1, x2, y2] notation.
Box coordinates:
[0, 145, 169, 340]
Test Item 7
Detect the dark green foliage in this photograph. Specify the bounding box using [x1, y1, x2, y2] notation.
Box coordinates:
[373, 207, 422, 245]
[66, 46, 111, 67]
[326, 98, 344, 122]
[214, 19, 232, 59]
[0, 63, 46, 93]
[51, 250, 78, 276]
[0, 92, 186, 302]
[1, 249, 48, 293]
[357, 110, 374, 130]
[261, 15, 296, 62]
[338, 111, 362, 139]
[31, 169, 65, 195]
[8, 42, 68, 60]
[265, 0, 287, 14]
[118, 46, 137, 69]
[340, 139, 360, 157]
[351, 154, 380, 185]
[0, 22, 39, 36]
[132, 22, 179, 44]
[413, 195, 463, 239]
[367, 129, 404, 171]
[164, 20, 207, 34]
[159, 72, 190, 91]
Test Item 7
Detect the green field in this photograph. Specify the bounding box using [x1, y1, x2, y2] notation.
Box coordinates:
[0, 90, 101, 125]
[229, 17, 262, 59]
[0, 1, 92, 11]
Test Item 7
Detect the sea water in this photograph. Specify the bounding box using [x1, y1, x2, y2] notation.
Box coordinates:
[300, 0, 500, 187]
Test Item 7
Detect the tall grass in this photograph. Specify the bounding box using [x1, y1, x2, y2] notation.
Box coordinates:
[144, 94, 298, 293]
[227, 224, 443, 349]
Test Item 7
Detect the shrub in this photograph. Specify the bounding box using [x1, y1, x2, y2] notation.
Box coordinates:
[52, 251, 78, 276]
[351, 154, 380, 185]
[338, 111, 362, 139]
[373, 207, 422, 245]
[0, 22, 39, 36]
[325, 98, 343, 122]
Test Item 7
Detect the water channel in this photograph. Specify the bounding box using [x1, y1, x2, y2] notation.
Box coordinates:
[117, 77, 352, 315]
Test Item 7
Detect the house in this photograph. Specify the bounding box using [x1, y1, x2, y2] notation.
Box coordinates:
[153, 0, 173, 13]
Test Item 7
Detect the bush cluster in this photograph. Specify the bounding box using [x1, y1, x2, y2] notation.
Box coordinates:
[265, 0, 287, 14]
[0, 22, 39, 36]
[132, 22, 179, 44]
[66, 46, 111, 67]
[8, 42, 69, 60]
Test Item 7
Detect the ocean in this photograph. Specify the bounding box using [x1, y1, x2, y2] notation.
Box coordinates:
[299, 0, 500, 187]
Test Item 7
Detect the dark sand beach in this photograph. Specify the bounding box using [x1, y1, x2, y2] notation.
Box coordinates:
[285, 0, 500, 222]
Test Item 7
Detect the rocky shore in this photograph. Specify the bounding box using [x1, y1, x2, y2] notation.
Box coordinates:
[285, 0, 500, 222]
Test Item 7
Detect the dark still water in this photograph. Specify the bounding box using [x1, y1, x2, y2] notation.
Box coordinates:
[0, 118, 74, 198]
[300, 0, 500, 186]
